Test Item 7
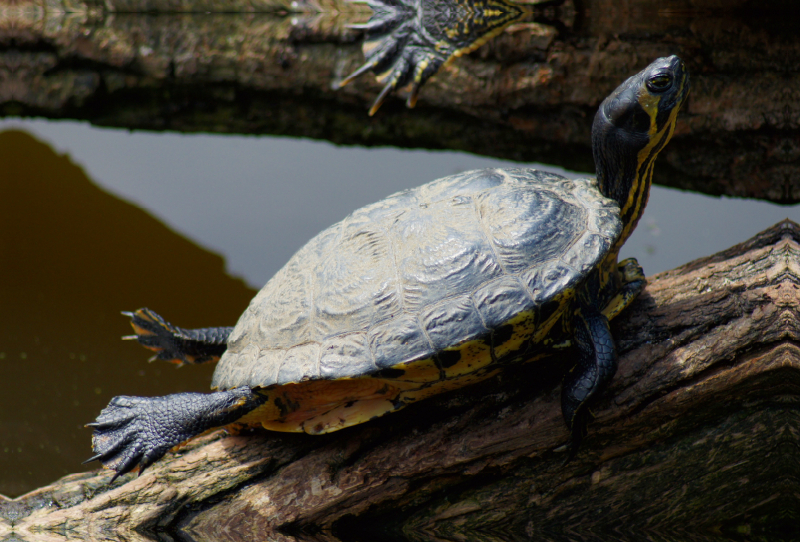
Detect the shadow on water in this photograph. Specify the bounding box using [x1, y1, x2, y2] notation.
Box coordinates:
[0, 130, 255, 496]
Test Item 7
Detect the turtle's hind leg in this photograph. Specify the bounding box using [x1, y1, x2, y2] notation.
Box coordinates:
[86, 387, 266, 480]
[124, 308, 233, 366]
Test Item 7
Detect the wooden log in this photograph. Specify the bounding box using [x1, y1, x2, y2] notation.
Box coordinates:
[3, 219, 798, 540]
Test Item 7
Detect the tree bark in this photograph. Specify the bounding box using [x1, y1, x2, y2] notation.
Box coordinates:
[2, 0, 800, 201]
[2, 220, 799, 541]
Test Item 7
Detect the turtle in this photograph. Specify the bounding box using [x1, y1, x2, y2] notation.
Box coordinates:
[336, 0, 529, 115]
[87, 56, 689, 479]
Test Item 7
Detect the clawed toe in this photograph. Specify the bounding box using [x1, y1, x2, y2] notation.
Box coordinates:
[86, 396, 171, 478]
[87, 389, 265, 480]
[123, 308, 188, 364]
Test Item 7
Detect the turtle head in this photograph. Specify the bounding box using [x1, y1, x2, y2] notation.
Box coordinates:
[592, 56, 689, 238]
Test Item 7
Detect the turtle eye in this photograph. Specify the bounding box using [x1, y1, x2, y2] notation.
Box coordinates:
[646, 73, 672, 92]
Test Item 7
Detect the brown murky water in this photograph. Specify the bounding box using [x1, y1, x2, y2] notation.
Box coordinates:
[0, 130, 255, 495]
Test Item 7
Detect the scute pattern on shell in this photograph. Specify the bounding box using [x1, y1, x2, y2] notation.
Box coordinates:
[212, 168, 622, 390]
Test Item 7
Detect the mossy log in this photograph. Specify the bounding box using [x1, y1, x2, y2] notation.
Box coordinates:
[2, 220, 799, 541]
[2, 0, 800, 201]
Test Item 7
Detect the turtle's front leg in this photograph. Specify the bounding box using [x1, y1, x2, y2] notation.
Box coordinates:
[561, 306, 617, 456]
[86, 387, 266, 480]
[601, 258, 647, 321]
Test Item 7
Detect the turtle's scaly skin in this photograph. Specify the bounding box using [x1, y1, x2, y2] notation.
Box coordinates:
[339, 0, 528, 115]
[89, 56, 689, 477]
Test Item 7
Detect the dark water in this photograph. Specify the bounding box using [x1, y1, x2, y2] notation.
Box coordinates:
[0, 129, 255, 495]
[1, 2, 800, 538]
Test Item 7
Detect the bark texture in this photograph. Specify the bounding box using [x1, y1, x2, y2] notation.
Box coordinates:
[1, 0, 800, 201]
[2, 220, 799, 541]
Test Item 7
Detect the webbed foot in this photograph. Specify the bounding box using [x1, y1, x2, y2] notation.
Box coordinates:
[86, 388, 266, 480]
[123, 308, 231, 366]
[86, 395, 183, 480]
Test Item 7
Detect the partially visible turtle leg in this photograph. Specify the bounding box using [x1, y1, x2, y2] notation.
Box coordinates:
[561, 306, 617, 457]
[124, 308, 233, 366]
[86, 387, 266, 480]
[601, 258, 647, 320]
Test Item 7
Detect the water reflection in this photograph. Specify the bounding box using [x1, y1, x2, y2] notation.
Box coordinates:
[2, 4, 799, 200]
[336, 0, 530, 114]
[0, 129, 255, 496]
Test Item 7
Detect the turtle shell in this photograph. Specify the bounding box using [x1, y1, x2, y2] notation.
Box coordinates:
[212, 168, 621, 391]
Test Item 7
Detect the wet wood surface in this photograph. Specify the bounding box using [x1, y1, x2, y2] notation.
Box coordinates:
[1, 0, 800, 201]
[2, 220, 798, 541]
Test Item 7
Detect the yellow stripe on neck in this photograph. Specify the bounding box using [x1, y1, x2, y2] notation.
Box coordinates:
[618, 76, 686, 245]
